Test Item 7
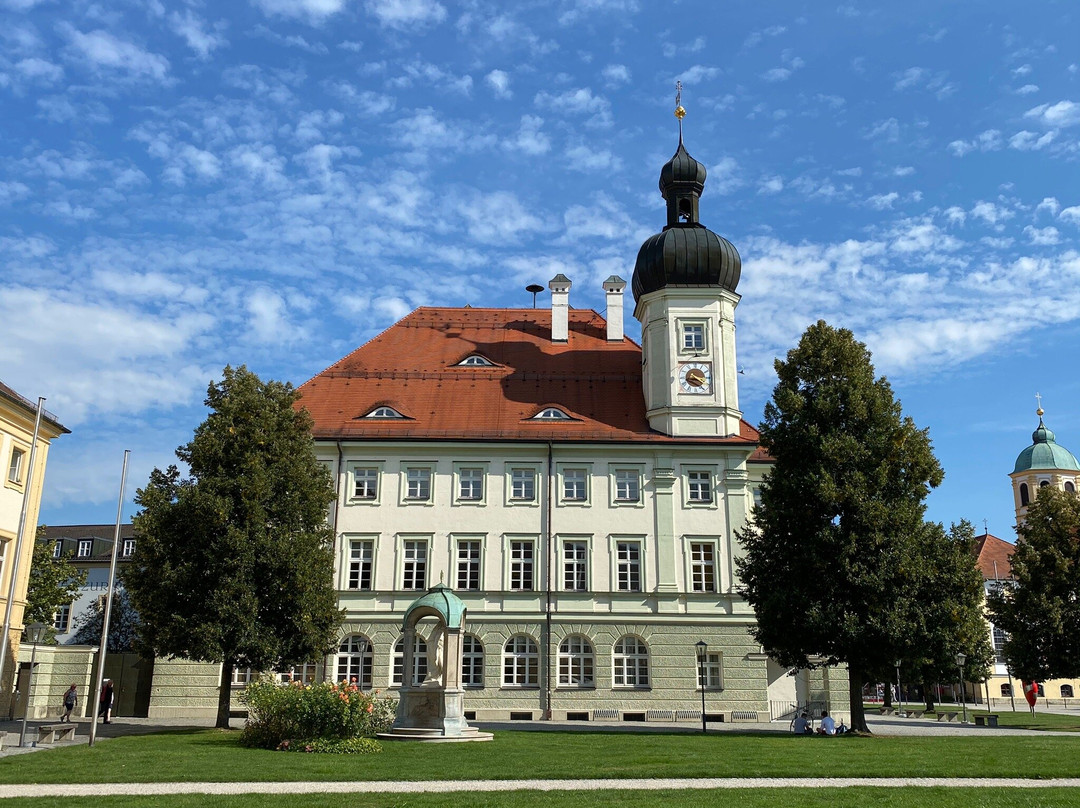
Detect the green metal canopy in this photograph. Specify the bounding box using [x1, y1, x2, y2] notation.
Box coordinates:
[1013, 418, 1080, 473]
[402, 583, 467, 630]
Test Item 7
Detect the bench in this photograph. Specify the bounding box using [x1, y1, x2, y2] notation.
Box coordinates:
[906, 710, 925, 718]
[37, 724, 77, 744]
[936, 712, 959, 722]
[0, 731, 6, 751]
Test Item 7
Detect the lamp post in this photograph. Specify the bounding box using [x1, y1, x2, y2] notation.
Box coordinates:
[695, 640, 708, 734]
[894, 660, 905, 717]
[18, 622, 47, 748]
[955, 653, 967, 724]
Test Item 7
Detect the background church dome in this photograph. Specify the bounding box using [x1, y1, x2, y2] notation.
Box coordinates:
[1013, 416, 1080, 473]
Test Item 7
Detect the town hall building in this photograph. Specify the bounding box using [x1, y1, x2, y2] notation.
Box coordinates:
[297, 128, 848, 722]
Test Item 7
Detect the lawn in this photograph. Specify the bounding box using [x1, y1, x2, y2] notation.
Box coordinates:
[3, 790, 1080, 808]
[3, 729, 1080, 784]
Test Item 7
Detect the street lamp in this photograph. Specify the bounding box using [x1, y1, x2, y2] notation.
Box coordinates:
[695, 640, 708, 734]
[18, 622, 47, 748]
[955, 652, 968, 724]
[894, 660, 905, 717]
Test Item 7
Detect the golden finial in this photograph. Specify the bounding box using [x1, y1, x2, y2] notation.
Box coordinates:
[674, 80, 686, 120]
[1036, 392, 1044, 418]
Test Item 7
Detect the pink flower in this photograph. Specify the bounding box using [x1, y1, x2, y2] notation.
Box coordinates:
[366, 703, 374, 713]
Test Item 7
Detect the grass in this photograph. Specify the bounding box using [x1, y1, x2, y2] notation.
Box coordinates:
[865, 703, 1080, 731]
[3, 729, 1080, 784]
[3, 790, 1080, 808]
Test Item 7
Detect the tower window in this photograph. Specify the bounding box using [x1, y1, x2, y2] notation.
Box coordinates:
[678, 198, 692, 221]
[1039, 480, 1050, 488]
[682, 323, 705, 351]
[1066, 481, 1076, 494]
[1020, 483, 1029, 506]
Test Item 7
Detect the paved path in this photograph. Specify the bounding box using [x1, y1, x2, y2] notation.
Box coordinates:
[2, 777, 1080, 797]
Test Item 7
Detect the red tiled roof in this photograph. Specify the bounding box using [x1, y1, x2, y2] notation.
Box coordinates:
[974, 533, 1015, 581]
[298, 307, 762, 447]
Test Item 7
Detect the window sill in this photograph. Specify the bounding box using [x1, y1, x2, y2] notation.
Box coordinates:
[612, 686, 652, 691]
[555, 685, 596, 691]
[500, 685, 541, 691]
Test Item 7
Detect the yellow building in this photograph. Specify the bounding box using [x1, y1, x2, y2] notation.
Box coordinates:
[0, 381, 67, 715]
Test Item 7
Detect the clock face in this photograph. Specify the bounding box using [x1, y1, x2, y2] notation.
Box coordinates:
[679, 362, 712, 393]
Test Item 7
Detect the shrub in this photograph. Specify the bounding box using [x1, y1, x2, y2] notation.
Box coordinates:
[278, 737, 383, 754]
[239, 677, 397, 750]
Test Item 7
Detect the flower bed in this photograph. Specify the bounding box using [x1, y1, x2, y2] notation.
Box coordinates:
[239, 676, 396, 753]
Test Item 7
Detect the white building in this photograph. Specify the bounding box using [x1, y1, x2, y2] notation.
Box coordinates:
[298, 133, 847, 722]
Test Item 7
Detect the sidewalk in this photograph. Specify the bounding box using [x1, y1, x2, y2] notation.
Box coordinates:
[0, 716, 215, 758]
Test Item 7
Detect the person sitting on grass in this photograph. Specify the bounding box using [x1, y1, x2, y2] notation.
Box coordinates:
[817, 710, 837, 735]
[792, 712, 812, 734]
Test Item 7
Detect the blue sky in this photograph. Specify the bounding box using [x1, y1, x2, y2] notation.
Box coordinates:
[3, 0, 1080, 539]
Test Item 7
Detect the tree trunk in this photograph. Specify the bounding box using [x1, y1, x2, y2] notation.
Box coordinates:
[883, 685, 893, 709]
[923, 681, 935, 713]
[849, 668, 870, 733]
[217, 660, 233, 729]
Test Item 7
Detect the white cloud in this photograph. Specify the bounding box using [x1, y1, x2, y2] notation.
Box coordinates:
[758, 175, 784, 194]
[1015, 84, 1039, 95]
[948, 129, 1002, 156]
[15, 57, 63, 83]
[60, 25, 170, 82]
[865, 118, 900, 142]
[485, 69, 512, 99]
[1035, 197, 1060, 217]
[169, 10, 227, 58]
[1009, 130, 1055, 151]
[894, 166, 915, 177]
[534, 87, 612, 128]
[894, 67, 956, 98]
[1012, 64, 1032, 76]
[866, 192, 899, 210]
[970, 201, 1014, 226]
[1060, 207, 1080, 226]
[564, 144, 621, 172]
[365, 0, 447, 30]
[709, 157, 742, 195]
[1024, 226, 1059, 245]
[677, 65, 719, 85]
[505, 115, 550, 156]
[1025, 100, 1080, 128]
[251, 0, 346, 23]
[601, 64, 630, 85]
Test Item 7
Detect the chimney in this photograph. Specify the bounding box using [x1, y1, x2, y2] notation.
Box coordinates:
[602, 275, 626, 342]
[549, 273, 571, 342]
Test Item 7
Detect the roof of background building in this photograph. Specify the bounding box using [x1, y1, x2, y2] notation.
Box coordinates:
[298, 306, 762, 451]
[1013, 416, 1080, 473]
[41, 524, 137, 564]
[975, 532, 1014, 581]
[0, 379, 68, 433]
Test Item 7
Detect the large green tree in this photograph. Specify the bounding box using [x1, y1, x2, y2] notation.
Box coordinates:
[70, 586, 141, 653]
[127, 365, 342, 728]
[736, 321, 944, 733]
[988, 486, 1080, 683]
[26, 526, 87, 642]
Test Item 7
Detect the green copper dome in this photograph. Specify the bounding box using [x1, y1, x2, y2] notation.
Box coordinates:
[402, 583, 467, 630]
[1013, 417, 1080, 473]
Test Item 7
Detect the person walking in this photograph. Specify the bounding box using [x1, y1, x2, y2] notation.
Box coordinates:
[61, 684, 78, 723]
[99, 679, 114, 724]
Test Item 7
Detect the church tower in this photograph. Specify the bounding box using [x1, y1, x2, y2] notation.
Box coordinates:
[1010, 401, 1080, 526]
[631, 93, 743, 437]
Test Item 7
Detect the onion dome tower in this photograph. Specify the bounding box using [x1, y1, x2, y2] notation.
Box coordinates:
[1010, 398, 1080, 525]
[632, 85, 743, 437]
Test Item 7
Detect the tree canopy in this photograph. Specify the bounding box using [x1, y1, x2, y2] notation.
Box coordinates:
[737, 320, 955, 733]
[70, 586, 141, 653]
[989, 486, 1080, 683]
[26, 526, 87, 642]
[127, 365, 342, 728]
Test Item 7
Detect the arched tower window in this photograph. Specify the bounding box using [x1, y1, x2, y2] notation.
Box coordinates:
[1066, 481, 1076, 494]
[1039, 480, 1051, 488]
[1020, 483, 1029, 506]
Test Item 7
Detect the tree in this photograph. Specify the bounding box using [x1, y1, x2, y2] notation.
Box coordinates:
[900, 520, 993, 712]
[70, 586, 140, 652]
[127, 365, 343, 728]
[736, 321, 944, 733]
[26, 526, 87, 643]
[988, 487, 1080, 683]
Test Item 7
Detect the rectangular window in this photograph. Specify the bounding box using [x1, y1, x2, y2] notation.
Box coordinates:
[121, 539, 136, 557]
[614, 469, 640, 502]
[231, 667, 254, 687]
[7, 448, 24, 484]
[458, 467, 484, 501]
[510, 540, 534, 590]
[691, 543, 716, 593]
[353, 467, 378, 500]
[405, 468, 432, 501]
[617, 542, 641, 592]
[53, 604, 71, 632]
[349, 540, 373, 590]
[683, 323, 705, 351]
[53, 540, 63, 559]
[698, 652, 723, 690]
[402, 540, 427, 590]
[277, 663, 318, 684]
[687, 470, 712, 503]
[77, 539, 93, 558]
[563, 541, 587, 591]
[462, 635, 483, 688]
[510, 468, 536, 501]
[563, 468, 587, 502]
[992, 625, 1007, 663]
[457, 540, 481, 590]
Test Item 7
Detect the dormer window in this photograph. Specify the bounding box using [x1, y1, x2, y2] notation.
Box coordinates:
[364, 406, 406, 419]
[456, 355, 496, 367]
[532, 407, 572, 421]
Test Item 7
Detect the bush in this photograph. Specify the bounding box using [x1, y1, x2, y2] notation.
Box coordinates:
[277, 737, 383, 754]
[239, 677, 397, 750]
